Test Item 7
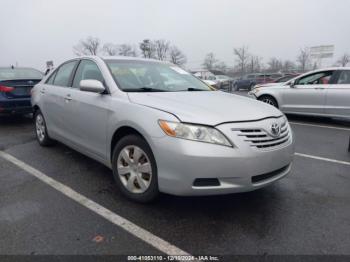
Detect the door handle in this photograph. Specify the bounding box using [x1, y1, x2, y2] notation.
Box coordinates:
[40, 88, 46, 94]
[65, 94, 72, 102]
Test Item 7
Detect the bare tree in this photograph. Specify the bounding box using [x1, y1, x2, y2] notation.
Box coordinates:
[234, 46, 250, 76]
[73, 36, 101, 56]
[139, 39, 156, 58]
[169, 46, 187, 66]
[154, 39, 170, 61]
[268, 57, 283, 72]
[215, 61, 228, 72]
[282, 60, 296, 72]
[202, 52, 218, 70]
[297, 47, 311, 72]
[248, 55, 262, 73]
[118, 44, 137, 57]
[103, 43, 119, 56]
[337, 53, 350, 67]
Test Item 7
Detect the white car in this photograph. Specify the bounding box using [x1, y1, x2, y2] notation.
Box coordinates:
[249, 68, 350, 119]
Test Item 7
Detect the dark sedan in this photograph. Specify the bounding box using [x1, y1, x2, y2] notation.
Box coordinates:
[0, 67, 43, 116]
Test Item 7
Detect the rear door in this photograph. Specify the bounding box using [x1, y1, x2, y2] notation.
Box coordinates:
[324, 70, 350, 117]
[41, 60, 79, 139]
[281, 70, 336, 114]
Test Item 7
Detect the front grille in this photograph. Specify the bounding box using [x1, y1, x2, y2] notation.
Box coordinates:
[234, 120, 290, 150]
[252, 165, 290, 184]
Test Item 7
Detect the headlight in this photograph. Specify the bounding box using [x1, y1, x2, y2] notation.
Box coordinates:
[251, 87, 260, 94]
[158, 120, 233, 147]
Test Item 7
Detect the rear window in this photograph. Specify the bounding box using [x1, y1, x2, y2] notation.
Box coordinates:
[0, 68, 43, 81]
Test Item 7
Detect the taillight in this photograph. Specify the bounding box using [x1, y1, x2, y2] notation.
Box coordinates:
[0, 85, 15, 93]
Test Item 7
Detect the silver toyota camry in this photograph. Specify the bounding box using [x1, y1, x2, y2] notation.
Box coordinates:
[31, 56, 294, 202]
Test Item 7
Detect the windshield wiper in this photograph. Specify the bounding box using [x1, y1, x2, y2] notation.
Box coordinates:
[179, 87, 208, 91]
[123, 87, 166, 92]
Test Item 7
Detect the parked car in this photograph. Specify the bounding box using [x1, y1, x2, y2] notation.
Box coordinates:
[234, 73, 283, 91]
[249, 68, 350, 119]
[202, 79, 220, 89]
[0, 67, 43, 116]
[192, 70, 220, 89]
[215, 75, 233, 90]
[32, 56, 294, 202]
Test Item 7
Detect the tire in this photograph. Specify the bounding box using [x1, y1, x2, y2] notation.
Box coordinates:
[34, 109, 55, 146]
[248, 83, 255, 91]
[258, 95, 278, 108]
[112, 135, 159, 203]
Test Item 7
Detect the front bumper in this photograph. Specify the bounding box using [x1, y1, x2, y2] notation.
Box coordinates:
[151, 119, 294, 196]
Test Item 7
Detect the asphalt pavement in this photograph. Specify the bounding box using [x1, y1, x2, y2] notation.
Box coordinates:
[0, 93, 349, 261]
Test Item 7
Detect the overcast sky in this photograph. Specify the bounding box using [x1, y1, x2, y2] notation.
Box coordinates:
[1, 0, 349, 70]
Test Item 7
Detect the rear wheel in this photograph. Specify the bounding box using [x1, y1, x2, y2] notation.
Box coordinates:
[112, 135, 159, 203]
[34, 110, 55, 146]
[258, 95, 278, 108]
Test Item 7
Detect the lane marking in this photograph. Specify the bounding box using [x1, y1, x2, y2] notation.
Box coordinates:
[295, 152, 350, 166]
[0, 151, 190, 256]
[289, 122, 350, 131]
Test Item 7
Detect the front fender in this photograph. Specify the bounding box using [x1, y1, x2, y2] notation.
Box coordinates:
[106, 101, 179, 164]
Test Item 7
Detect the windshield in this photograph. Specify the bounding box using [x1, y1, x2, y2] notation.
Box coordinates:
[0, 68, 43, 81]
[276, 75, 295, 83]
[105, 60, 212, 92]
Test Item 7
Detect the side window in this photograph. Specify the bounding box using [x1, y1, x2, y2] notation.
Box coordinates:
[337, 71, 350, 84]
[46, 70, 57, 85]
[297, 71, 334, 85]
[53, 61, 78, 87]
[72, 60, 104, 89]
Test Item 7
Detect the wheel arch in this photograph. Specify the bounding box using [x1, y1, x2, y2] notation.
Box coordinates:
[33, 104, 40, 114]
[110, 125, 150, 163]
[257, 93, 279, 108]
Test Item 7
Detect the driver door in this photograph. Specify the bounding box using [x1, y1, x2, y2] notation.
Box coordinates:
[281, 70, 335, 114]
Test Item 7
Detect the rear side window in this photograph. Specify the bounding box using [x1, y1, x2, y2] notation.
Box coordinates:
[53, 61, 78, 87]
[337, 70, 350, 84]
[72, 60, 104, 89]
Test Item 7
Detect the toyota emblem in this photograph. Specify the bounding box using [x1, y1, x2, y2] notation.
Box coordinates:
[270, 123, 281, 137]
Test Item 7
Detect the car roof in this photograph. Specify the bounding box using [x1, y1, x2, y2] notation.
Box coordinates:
[80, 55, 170, 64]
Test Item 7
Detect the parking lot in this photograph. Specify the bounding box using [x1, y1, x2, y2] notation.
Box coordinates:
[0, 90, 349, 260]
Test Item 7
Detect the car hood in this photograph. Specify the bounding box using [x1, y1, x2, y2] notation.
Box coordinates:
[128, 91, 283, 126]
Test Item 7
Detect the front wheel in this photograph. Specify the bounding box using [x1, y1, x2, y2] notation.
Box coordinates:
[112, 135, 159, 203]
[34, 110, 55, 146]
[258, 95, 278, 108]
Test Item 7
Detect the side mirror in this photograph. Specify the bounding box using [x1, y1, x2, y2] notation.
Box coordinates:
[80, 79, 105, 93]
[289, 80, 296, 88]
